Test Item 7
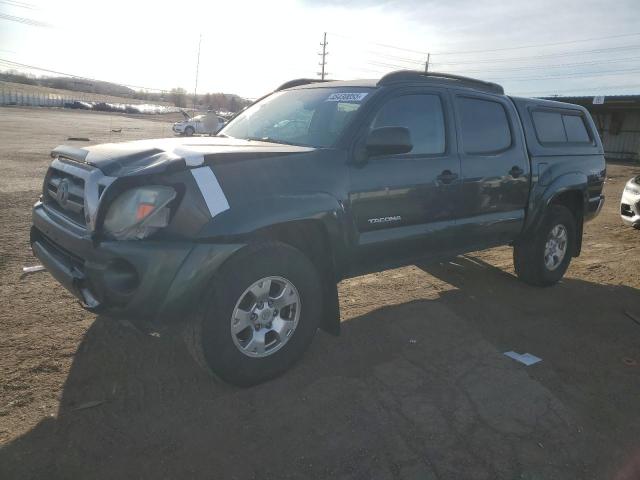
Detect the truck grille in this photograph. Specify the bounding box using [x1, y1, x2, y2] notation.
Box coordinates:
[44, 166, 87, 226]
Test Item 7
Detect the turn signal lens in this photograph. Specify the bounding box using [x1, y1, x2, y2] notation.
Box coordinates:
[135, 203, 155, 221]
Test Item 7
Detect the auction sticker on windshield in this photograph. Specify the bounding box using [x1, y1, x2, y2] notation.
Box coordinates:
[326, 92, 369, 102]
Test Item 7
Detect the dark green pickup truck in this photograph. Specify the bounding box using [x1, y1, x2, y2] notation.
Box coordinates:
[31, 71, 606, 385]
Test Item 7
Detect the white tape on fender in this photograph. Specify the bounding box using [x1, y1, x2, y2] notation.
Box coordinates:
[174, 146, 205, 167]
[190, 167, 230, 218]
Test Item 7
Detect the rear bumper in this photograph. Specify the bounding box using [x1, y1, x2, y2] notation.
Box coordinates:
[31, 202, 243, 321]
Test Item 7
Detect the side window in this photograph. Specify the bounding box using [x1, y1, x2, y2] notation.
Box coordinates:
[457, 97, 512, 154]
[371, 94, 445, 155]
[562, 114, 591, 143]
[532, 111, 566, 142]
[532, 110, 592, 144]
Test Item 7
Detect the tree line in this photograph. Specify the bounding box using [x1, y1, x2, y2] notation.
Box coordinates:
[164, 88, 251, 112]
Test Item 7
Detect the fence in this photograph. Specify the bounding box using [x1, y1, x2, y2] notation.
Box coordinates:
[0, 81, 172, 108]
[0, 89, 73, 107]
[0, 86, 182, 115]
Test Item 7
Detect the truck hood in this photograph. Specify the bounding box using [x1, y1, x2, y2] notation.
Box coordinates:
[51, 137, 316, 177]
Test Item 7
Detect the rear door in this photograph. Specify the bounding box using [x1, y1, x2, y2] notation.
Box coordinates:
[348, 87, 461, 272]
[451, 91, 530, 248]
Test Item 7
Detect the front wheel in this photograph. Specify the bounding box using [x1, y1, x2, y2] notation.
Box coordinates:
[198, 242, 323, 386]
[513, 205, 577, 286]
[184, 126, 195, 136]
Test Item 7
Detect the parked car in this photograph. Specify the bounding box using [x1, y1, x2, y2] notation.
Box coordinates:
[621, 175, 640, 227]
[173, 111, 226, 136]
[31, 71, 606, 386]
[64, 100, 93, 110]
[125, 105, 142, 114]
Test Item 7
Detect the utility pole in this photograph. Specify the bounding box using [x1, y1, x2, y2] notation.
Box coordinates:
[425, 53, 430, 73]
[318, 32, 328, 80]
[194, 33, 202, 110]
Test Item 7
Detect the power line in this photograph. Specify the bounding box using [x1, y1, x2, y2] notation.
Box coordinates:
[367, 60, 419, 70]
[0, 0, 37, 9]
[0, 58, 167, 92]
[446, 55, 640, 75]
[360, 59, 640, 83]
[489, 66, 640, 82]
[329, 32, 428, 56]
[363, 50, 424, 65]
[0, 12, 50, 27]
[434, 32, 640, 56]
[330, 30, 640, 57]
[513, 83, 640, 96]
[431, 44, 640, 66]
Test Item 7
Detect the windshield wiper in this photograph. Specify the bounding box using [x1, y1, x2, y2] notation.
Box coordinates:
[245, 136, 305, 147]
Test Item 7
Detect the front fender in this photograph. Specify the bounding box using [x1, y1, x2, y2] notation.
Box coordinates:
[198, 192, 349, 269]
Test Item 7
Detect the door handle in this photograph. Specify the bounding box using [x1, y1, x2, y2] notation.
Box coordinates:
[437, 170, 458, 184]
[509, 166, 524, 178]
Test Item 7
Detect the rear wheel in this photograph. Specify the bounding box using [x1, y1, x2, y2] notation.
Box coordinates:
[198, 242, 322, 386]
[514, 205, 577, 286]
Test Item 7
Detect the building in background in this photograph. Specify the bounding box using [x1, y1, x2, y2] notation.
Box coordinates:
[544, 95, 640, 163]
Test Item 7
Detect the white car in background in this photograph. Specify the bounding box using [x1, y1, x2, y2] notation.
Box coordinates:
[172, 111, 226, 136]
[621, 175, 640, 228]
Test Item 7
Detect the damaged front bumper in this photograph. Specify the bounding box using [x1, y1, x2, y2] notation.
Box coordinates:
[31, 201, 243, 322]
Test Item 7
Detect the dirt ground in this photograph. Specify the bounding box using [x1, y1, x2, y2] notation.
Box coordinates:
[0, 106, 639, 479]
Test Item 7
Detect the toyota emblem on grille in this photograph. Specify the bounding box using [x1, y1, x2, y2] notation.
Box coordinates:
[56, 179, 70, 207]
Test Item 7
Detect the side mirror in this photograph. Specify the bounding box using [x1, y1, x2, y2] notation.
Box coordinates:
[365, 127, 413, 157]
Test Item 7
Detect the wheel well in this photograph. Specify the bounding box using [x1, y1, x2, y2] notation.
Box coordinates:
[256, 221, 335, 277]
[551, 190, 583, 217]
[255, 220, 341, 335]
[550, 189, 584, 256]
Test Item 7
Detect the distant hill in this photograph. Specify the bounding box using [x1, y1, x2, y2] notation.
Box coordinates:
[41, 77, 136, 97]
[0, 70, 136, 97]
[0, 70, 253, 112]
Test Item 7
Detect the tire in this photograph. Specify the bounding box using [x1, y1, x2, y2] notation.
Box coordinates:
[184, 126, 195, 137]
[513, 205, 577, 287]
[198, 242, 323, 386]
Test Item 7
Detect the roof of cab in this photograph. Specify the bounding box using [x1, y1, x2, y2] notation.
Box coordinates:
[279, 70, 504, 95]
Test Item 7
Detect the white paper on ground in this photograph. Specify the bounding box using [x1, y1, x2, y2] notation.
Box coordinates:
[22, 265, 45, 273]
[503, 351, 542, 366]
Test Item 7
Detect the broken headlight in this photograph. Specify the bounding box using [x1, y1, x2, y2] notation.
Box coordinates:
[103, 186, 176, 240]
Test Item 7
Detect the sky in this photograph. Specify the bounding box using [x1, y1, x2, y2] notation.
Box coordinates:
[1, 0, 640, 99]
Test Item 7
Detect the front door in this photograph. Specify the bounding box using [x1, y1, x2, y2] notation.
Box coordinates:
[348, 88, 461, 273]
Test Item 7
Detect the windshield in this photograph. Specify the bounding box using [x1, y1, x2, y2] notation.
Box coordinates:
[220, 87, 374, 147]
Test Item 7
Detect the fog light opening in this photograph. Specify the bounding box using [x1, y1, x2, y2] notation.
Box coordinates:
[103, 259, 139, 295]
